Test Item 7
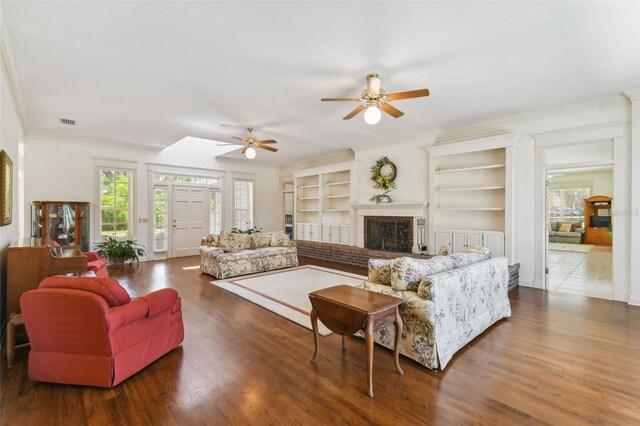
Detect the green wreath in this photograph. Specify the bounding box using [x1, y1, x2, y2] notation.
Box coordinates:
[370, 156, 397, 191]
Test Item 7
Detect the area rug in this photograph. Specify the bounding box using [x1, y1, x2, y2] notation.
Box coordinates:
[549, 243, 594, 253]
[212, 265, 367, 336]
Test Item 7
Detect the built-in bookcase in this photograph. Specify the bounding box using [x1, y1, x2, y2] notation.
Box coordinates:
[294, 164, 353, 245]
[428, 139, 513, 258]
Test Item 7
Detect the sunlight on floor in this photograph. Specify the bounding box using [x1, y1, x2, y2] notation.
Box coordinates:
[182, 265, 201, 270]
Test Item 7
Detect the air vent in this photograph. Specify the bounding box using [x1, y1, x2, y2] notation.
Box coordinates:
[60, 118, 76, 126]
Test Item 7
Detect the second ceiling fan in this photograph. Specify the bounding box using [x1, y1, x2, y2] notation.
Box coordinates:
[321, 73, 429, 124]
[222, 128, 278, 159]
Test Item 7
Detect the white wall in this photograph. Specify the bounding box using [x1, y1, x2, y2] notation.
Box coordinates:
[23, 138, 281, 255]
[549, 169, 613, 197]
[0, 50, 24, 323]
[353, 142, 428, 205]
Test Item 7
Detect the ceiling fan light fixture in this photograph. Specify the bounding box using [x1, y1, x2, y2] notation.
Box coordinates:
[245, 147, 257, 159]
[364, 105, 381, 125]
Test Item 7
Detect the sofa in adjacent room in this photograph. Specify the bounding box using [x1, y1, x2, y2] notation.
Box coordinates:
[199, 231, 298, 279]
[357, 247, 511, 371]
[548, 221, 584, 244]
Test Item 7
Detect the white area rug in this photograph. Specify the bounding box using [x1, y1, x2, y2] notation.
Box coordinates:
[549, 243, 594, 253]
[212, 266, 367, 336]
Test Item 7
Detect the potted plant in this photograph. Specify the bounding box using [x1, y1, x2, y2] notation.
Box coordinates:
[94, 237, 146, 268]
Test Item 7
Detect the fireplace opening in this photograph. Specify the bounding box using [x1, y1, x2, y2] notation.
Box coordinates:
[364, 216, 413, 253]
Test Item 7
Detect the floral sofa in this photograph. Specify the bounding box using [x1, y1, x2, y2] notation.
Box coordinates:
[199, 231, 298, 279]
[357, 247, 511, 371]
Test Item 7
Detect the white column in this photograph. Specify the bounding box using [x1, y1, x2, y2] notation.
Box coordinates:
[624, 89, 640, 305]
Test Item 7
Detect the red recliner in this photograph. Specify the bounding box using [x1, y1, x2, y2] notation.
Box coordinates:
[20, 276, 184, 387]
[83, 251, 109, 277]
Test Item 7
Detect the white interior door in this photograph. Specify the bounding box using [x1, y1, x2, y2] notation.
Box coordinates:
[172, 186, 207, 258]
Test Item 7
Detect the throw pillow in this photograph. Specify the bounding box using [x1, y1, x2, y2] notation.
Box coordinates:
[449, 251, 491, 268]
[570, 223, 577, 232]
[368, 259, 393, 285]
[417, 277, 435, 300]
[251, 233, 272, 249]
[558, 223, 572, 232]
[270, 231, 290, 247]
[232, 234, 252, 250]
[390, 256, 455, 292]
[218, 232, 232, 252]
[40, 276, 131, 307]
[203, 234, 219, 247]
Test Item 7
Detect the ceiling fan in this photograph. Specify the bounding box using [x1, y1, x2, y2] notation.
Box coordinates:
[221, 128, 278, 159]
[321, 73, 429, 125]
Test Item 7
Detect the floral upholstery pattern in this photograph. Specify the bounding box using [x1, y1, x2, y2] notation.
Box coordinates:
[199, 232, 298, 279]
[270, 231, 290, 247]
[390, 256, 455, 291]
[368, 259, 393, 285]
[251, 233, 272, 249]
[356, 254, 511, 370]
[232, 233, 253, 250]
[200, 234, 219, 247]
[448, 251, 491, 268]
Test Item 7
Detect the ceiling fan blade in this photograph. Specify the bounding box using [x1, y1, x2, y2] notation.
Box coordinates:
[217, 142, 243, 146]
[379, 103, 405, 118]
[258, 145, 278, 152]
[385, 89, 430, 101]
[321, 97, 360, 102]
[343, 105, 367, 120]
[232, 136, 246, 141]
[256, 139, 278, 144]
[241, 146, 248, 154]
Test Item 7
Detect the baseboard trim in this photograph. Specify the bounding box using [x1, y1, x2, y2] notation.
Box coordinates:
[628, 298, 640, 306]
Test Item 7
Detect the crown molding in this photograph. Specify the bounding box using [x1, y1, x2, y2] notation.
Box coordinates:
[434, 95, 629, 144]
[0, 2, 28, 133]
[278, 149, 354, 173]
[623, 88, 640, 103]
[26, 132, 165, 153]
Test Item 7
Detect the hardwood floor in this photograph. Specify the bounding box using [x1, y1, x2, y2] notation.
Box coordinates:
[2, 256, 639, 425]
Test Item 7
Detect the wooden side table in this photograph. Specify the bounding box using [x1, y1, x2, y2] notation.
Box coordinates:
[309, 285, 404, 397]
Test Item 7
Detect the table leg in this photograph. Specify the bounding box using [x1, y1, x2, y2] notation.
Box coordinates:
[7, 314, 15, 368]
[394, 307, 404, 376]
[310, 309, 319, 363]
[365, 316, 374, 397]
[342, 335, 346, 350]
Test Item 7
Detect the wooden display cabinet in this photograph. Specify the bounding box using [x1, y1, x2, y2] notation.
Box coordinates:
[32, 201, 91, 252]
[583, 195, 612, 247]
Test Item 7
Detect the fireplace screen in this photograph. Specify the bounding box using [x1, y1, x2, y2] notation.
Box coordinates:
[364, 216, 413, 253]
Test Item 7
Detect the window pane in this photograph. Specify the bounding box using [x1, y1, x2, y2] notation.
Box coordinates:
[99, 168, 131, 240]
[154, 187, 168, 251]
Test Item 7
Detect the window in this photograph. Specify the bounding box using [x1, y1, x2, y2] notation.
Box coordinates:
[155, 173, 219, 185]
[210, 190, 222, 234]
[548, 187, 590, 224]
[233, 180, 254, 230]
[154, 187, 168, 251]
[99, 169, 133, 239]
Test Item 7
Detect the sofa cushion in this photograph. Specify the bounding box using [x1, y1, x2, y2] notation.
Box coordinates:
[87, 258, 108, 273]
[391, 256, 455, 292]
[449, 252, 491, 268]
[232, 233, 253, 250]
[558, 223, 572, 232]
[270, 231, 290, 247]
[259, 246, 295, 256]
[40, 276, 131, 307]
[219, 250, 264, 261]
[368, 259, 393, 285]
[218, 232, 232, 252]
[550, 221, 559, 232]
[251, 233, 272, 249]
[556, 232, 580, 237]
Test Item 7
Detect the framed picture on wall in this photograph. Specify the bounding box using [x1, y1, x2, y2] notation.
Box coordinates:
[1, 149, 13, 226]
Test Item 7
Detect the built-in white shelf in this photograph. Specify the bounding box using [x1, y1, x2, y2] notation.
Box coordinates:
[298, 196, 320, 200]
[324, 208, 350, 212]
[298, 184, 320, 189]
[436, 164, 505, 174]
[324, 181, 350, 186]
[437, 186, 505, 192]
[436, 207, 505, 211]
[325, 195, 350, 199]
[298, 209, 320, 212]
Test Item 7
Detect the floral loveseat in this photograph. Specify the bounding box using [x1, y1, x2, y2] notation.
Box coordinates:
[199, 231, 298, 279]
[357, 247, 511, 371]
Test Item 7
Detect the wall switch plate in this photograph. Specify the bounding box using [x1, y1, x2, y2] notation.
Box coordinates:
[138, 218, 148, 223]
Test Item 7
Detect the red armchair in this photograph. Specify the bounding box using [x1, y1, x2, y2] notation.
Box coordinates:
[83, 251, 109, 277]
[20, 276, 184, 387]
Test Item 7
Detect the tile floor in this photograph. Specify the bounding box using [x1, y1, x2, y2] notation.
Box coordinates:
[548, 245, 612, 299]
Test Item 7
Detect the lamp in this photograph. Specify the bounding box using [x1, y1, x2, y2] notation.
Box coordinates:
[364, 105, 381, 125]
[245, 147, 256, 159]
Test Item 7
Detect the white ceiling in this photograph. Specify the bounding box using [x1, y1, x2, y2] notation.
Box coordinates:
[5, 1, 640, 164]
